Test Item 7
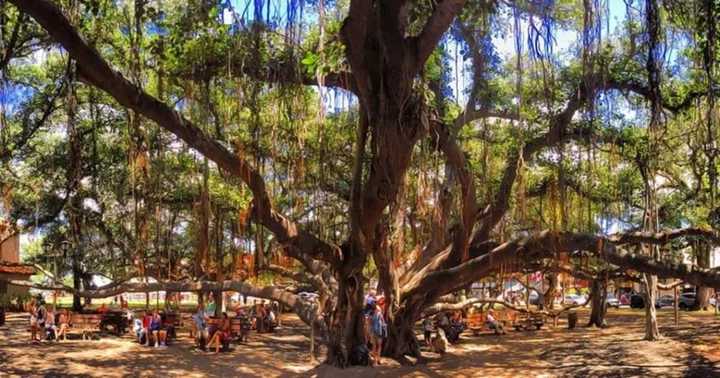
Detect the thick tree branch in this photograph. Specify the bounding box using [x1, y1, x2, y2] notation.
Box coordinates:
[607, 227, 720, 246]
[414, 0, 468, 73]
[422, 297, 583, 319]
[405, 229, 720, 313]
[11, 0, 343, 269]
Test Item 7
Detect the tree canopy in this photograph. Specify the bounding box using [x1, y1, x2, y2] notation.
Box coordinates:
[5, 0, 720, 366]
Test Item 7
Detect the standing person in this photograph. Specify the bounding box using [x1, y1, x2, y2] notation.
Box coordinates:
[423, 317, 433, 346]
[248, 300, 259, 330]
[369, 305, 387, 366]
[206, 295, 216, 315]
[257, 302, 267, 333]
[28, 300, 38, 342]
[36, 300, 47, 341]
[376, 292, 386, 315]
[193, 305, 210, 351]
[114, 296, 119, 306]
[365, 289, 377, 308]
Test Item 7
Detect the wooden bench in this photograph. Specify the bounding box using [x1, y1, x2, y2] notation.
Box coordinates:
[162, 313, 182, 339]
[511, 312, 544, 331]
[466, 310, 516, 336]
[68, 314, 103, 340]
[467, 313, 485, 336]
[100, 311, 131, 335]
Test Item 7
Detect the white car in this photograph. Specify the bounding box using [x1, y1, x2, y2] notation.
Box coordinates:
[563, 294, 585, 306]
[678, 292, 717, 309]
[605, 294, 620, 308]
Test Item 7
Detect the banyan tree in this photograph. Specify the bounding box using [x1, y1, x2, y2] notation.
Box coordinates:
[6, 0, 720, 367]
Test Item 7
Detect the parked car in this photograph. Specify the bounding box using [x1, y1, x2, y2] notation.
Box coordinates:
[655, 295, 675, 309]
[563, 294, 585, 306]
[605, 294, 620, 308]
[678, 292, 717, 309]
[630, 294, 645, 309]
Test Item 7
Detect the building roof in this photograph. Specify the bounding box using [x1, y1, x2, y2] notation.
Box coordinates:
[0, 262, 36, 275]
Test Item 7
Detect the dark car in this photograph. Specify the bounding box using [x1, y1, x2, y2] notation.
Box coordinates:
[630, 294, 645, 309]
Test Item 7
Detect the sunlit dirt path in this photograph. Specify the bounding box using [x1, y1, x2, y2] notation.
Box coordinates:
[1, 309, 719, 377]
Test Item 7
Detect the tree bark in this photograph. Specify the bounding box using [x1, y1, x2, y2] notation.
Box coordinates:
[587, 279, 608, 327]
[691, 241, 712, 311]
[642, 272, 661, 340]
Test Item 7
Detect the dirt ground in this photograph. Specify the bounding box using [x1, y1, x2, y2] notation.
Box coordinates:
[1, 308, 719, 377]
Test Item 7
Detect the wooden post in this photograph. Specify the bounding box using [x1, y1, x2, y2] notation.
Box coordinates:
[674, 285, 679, 325]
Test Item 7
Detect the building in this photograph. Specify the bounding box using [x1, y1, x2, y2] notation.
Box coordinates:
[0, 234, 36, 296]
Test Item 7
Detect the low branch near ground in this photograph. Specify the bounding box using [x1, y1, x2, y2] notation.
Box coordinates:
[406, 229, 720, 313]
[607, 227, 720, 246]
[422, 297, 583, 319]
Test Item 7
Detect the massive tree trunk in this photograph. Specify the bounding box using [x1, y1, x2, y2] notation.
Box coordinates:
[325, 256, 369, 367]
[587, 279, 608, 327]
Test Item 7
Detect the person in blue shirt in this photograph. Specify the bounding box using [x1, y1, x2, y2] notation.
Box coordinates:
[193, 304, 211, 351]
[150, 309, 168, 347]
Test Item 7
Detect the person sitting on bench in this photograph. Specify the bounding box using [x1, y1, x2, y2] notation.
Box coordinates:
[193, 304, 211, 351]
[486, 309, 506, 335]
[150, 309, 167, 348]
[45, 308, 57, 341]
[206, 312, 230, 353]
[57, 309, 70, 341]
[136, 310, 151, 345]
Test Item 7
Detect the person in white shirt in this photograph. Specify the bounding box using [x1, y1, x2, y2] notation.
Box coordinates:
[486, 310, 506, 335]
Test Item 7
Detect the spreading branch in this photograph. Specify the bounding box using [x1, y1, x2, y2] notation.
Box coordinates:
[414, 0, 469, 73]
[10, 0, 344, 269]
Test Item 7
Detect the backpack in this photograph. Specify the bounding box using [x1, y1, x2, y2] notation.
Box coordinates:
[371, 313, 387, 339]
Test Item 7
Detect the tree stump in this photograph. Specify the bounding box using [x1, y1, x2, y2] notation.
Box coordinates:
[568, 312, 578, 329]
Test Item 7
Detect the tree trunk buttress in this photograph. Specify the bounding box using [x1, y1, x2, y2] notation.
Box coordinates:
[587, 279, 608, 327]
[691, 241, 711, 311]
[642, 273, 661, 340]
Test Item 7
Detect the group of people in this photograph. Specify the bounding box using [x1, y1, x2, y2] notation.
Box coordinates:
[192, 304, 232, 353]
[27, 300, 71, 342]
[133, 309, 170, 348]
[364, 289, 388, 366]
[191, 299, 279, 353]
[243, 299, 276, 333]
[428, 310, 467, 344]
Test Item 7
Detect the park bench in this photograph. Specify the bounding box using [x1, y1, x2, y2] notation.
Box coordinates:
[100, 311, 131, 334]
[162, 313, 182, 339]
[235, 316, 251, 342]
[466, 313, 485, 336]
[205, 317, 244, 351]
[466, 310, 517, 336]
[512, 312, 544, 331]
[68, 313, 104, 340]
